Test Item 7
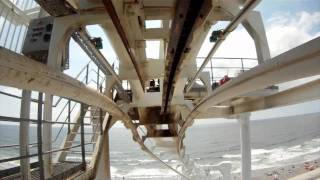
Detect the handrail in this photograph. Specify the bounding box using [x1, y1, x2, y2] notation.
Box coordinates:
[0, 61, 93, 106]
[0, 115, 92, 125]
[52, 71, 107, 143]
[185, 0, 261, 92]
[196, 57, 257, 60]
[0, 142, 94, 163]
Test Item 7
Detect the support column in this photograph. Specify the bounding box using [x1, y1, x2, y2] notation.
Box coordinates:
[43, 93, 53, 177]
[238, 113, 251, 180]
[95, 127, 111, 180]
[242, 11, 271, 64]
[19, 90, 31, 180]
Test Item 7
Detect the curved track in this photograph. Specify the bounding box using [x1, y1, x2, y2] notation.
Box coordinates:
[0, 47, 190, 179]
[177, 37, 320, 155]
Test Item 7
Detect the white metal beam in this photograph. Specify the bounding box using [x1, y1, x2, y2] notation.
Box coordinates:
[233, 79, 320, 114]
[178, 37, 320, 154]
[19, 90, 31, 180]
[0, 47, 126, 117]
[238, 113, 251, 180]
[144, 28, 169, 39]
[0, 0, 30, 25]
[185, 0, 261, 92]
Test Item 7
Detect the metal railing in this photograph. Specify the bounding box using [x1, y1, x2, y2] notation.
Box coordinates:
[0, 0, 38, 53]
[0, 57, 111, 179]
[196, 57, 258, 84]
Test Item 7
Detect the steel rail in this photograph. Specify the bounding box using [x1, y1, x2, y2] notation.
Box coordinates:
[0, 115, 92, 125]
[185, 0, 261, 93]
[72, 30, 130, 102]
[0, 39, 190, 180]
[102, 0, 145, 91]
[0, 143, 94, 163]
[178, 37, 320, 155]
[162, 0, 212, 113]
[197, 57, 257, 60]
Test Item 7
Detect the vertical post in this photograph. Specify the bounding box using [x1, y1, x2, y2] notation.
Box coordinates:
[86, 64, 89, 84]
[80, 104, 86, 169]
[3, 15, 14, 47]
[37, 92, 45, 180]
[95, 121, 111, 180]
[238, 113, 251, 180]
[9, 22, 18, 50]
[97, 68, 100, 90]
[241, 58, 245, 72]
[20, 90, 31, 180]
[99, 109, 103, 135]
[104, 129, 111, 180]
[210, 58, 214, 84]
[0, 9, 9, 38]
[43, 94, 53, 177]
[14, 25, 23, 52]
[99, 86, 103, 135]
[68, 99, 71, 134]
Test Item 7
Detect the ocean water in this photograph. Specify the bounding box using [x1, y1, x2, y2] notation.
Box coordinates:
[0, 113, 320, 179]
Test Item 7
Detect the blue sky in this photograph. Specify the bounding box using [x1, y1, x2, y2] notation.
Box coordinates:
[257, 0, 320, 21]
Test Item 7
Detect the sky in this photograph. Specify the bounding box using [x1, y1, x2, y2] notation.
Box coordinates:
[0, 0, 319, 124]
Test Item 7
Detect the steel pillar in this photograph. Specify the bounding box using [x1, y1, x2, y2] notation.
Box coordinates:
[238, 113, 251, 180]
[95, 129, 111, 180]
[43, 93, 53, 177]
[37, 92, 45, 180]
[80, 104, 87, 168]
[19, 90, 31, 180]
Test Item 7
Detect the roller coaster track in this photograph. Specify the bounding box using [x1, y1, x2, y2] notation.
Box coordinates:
[0, 47, 190, 179]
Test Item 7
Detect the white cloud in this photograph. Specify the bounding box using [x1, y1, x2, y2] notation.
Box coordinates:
[198, 25, 257, 59]
[198, 11, 320, 59]
[266, 11, 320, 57]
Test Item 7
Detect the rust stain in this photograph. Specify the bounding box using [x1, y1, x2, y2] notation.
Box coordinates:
[27, 78, 35, 83]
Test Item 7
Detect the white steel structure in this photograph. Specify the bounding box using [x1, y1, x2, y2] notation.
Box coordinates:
[0, 0, 319, 179]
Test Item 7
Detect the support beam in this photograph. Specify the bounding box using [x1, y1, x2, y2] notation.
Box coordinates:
[37, 92, 45, 180]
[185, 0, 261, 92]
[0, 0, 30, 24]
[43, 94, 53, 178]
[144, 28, 169, 39]
[0, 47, 126, 117]
[178, 37, 320, 155]
[94, 119, 111, 180]
[238, 113, 251, 180]
[0, 48, 190, 179]
[242, 11, 270, 63]
[162, 0, 212, 113]
[102, 0, 145, 90]
[234, 79, 320, 114]
[144, 8, 172, 20]
[19, 90, 31, 180]
[80, 104, 87, 168]
[72, 29, 129, 101]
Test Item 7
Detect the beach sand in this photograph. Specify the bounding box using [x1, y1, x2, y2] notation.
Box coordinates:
[232, 158, 320, 180]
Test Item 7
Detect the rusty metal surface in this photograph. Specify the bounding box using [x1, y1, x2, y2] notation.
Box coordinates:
[162, 0, 212, 113]
[102, 0, 145, 90]
[35, 0, 76, 17]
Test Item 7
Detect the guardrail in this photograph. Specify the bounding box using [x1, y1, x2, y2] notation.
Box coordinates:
[196, 57, 258, 84]
[0, 58, 109, 178]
